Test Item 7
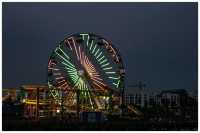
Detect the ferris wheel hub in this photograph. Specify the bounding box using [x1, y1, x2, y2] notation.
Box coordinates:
[78, 70, 84, 76]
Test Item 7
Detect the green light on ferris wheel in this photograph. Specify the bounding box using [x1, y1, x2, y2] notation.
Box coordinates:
[96, 51, 102, 60]
[89, 40, 94, 51]
[100, 59, 108, 65]
[92, 44, 97, 54]
[94, 48, 100, 57]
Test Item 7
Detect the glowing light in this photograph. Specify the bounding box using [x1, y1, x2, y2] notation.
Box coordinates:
[80, 33, 89, 41]
[48, 60, 56, 66]
[53, 73, 61, 76]
[88, 72, 93, 76]
[103, 67, 112, 70]
[94, 48, 100, 57]
[96, 51, 102, 60]
[91, 77, 106, 86]
[89, 40, 94, 51]
[92, 44, 97, 54]
[72, 38, 79, 61]
[56, 109, 60, 113]
[22, 99, 26, 103]
[79, 46, 82, 64]
[113, 80, 120, 88]
[101, 63, 110, 67]
[58, 47, 70, 59]
[86, 35, 90, 46]
[48, 68, 59, 71]
[105, 71, 116, 74]
[100, 59, 108, 65]
[78, 70, 84, 76]
[92, 76, 103, 81]
[108, 76, 120, 80]
[92, 81, 104, 90]
[98, 55, 105, 62]
[61, 61, 75, 69]
[60, 82, 68, 87]
[65, 39, 72, 50]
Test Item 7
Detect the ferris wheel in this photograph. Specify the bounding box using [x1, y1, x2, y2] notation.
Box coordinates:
[47, 33, 125, 112]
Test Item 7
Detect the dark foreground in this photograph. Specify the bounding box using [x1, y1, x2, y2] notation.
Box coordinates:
[3, 117, 198, 131]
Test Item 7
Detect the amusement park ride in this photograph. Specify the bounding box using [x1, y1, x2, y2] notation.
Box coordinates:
[14, 33, 133, 120]
[47, 33, 126, 117]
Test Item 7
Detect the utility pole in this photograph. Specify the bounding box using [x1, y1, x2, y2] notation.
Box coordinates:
[76, 89, 80, 119]
[121, 87, 125, 116]
[108, 90, 113, 113]
[36, 87, 39, 120]
[60, 90, 64, 121]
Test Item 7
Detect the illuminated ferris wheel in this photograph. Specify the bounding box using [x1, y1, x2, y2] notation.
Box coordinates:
[47, 33, 125, 112]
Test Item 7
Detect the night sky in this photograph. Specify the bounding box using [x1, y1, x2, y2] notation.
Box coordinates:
[3, 2, 198, 93]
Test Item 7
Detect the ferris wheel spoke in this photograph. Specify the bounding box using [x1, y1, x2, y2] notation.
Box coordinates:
[48, 60, 56, 66]
[85, 56, 96, 71]
[105, 71, 116, 74]
[98, 55, 105, 62]
[71, 77, 78, 83]
[86, 35, 90, 47]
[64, 63, 77, 72]
[96, 51, 102, 60]
[68, 71, 77, 76]
[64, 67, 77, 72]
[65, 39, 73, 51]
[78, 46, 83, 64]
[57, 46, 70, 59]
[101, 62, 110, 68]
[92, 81, 105, 90]
[99, 58, 108, 65]
[92, 76, 103, 81]
[61, 59, 75, 68]
[53, 72, 61, 76]
[91, 77, 106, 86]
[108, 76, 120, 80]
[55, 48, 69, 61]
[48, 67, 60, 71]
[103, 66, 112, 70]
[70, 73, 79, 80]
[55, 76, 65, 80]
[94, 48, 100, 57]
[89, 40, 94, 51]
[81, 51, 106, 91]
[113, 79, 120, 88]
[72, 38, 80, 61]
[91, 43, 97, 54]
[59, 82, 68, 88]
